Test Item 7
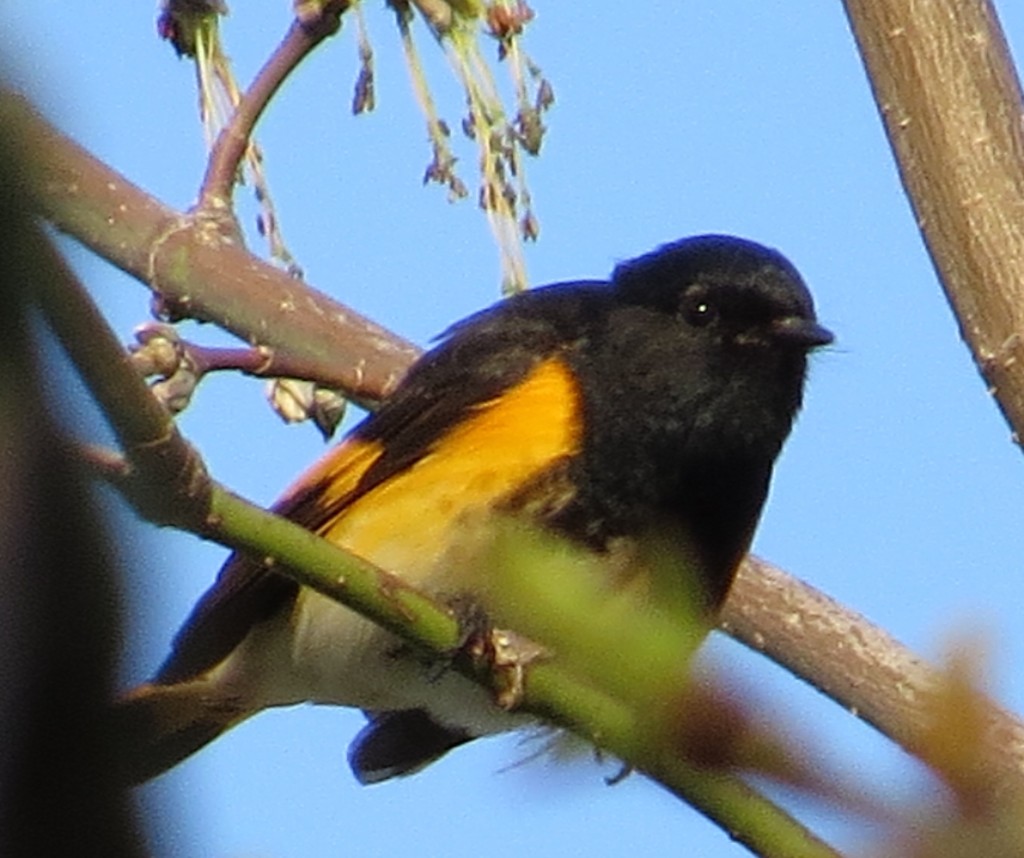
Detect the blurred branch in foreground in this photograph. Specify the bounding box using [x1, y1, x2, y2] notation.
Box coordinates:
[0, 101, 148, 858]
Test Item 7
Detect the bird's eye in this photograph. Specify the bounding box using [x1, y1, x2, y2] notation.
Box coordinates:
[682, 294, 718, 327]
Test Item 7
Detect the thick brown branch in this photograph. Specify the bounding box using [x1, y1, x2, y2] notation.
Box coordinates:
[842, 0, 1024, 448]
[0, 91, 418, 408]
[725, 557, 1024, 793]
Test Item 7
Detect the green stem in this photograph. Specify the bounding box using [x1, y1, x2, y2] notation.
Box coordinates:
[28, 220, 211, 530]
[208, 487, 840, 858]
[206, 484, 460, 654]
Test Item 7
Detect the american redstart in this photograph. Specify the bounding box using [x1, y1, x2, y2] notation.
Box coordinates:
[117, 234, 832, 785]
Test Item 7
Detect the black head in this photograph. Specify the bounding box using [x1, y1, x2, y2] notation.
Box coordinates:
[554, 235, 831, 599]
[611, 234, 833, 352]
[596, 234, 832, 465]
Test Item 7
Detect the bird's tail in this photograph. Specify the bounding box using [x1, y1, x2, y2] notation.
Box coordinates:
[112, 680, 251, 785]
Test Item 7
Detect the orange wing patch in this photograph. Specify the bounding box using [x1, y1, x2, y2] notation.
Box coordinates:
[318, 357, 583, 588]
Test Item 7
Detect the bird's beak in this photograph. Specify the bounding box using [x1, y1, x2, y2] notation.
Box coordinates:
[770, 316, 834, 349]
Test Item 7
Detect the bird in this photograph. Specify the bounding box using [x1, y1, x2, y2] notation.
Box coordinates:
[115, 234, 832, 786]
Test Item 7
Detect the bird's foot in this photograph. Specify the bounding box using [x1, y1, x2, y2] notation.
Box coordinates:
[447, 595, 548, 710]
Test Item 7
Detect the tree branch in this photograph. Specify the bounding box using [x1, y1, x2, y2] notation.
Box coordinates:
[842, 0, 1024, 448]
[0, 91, 418, 409]
[724, 557, 1024, 793]
[198, 4, 346, 210]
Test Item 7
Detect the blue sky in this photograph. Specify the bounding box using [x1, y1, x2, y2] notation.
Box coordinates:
[5, 3, 1024, 855]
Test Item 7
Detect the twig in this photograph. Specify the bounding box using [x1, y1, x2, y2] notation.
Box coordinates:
[131, 323, 307, 380]
[198, 5, 346, 210]
[842, 0, 1024, 450]
[187, 344, 276, 375]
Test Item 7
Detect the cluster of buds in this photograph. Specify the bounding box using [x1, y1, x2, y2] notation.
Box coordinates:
[387, 0, 553, 293]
